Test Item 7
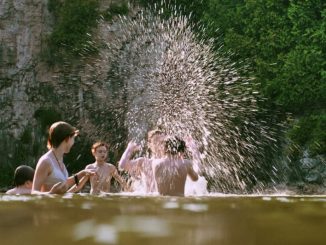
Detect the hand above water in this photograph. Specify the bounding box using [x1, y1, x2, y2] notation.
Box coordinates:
[127, 141, 141, 152]
[185, 135, 198, 150]
[185, 135, 203, 175]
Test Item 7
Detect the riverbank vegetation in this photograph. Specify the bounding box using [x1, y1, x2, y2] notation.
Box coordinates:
[197, 0, 325, 159]
[43, 0, 129, 65]
[43, 0, 325, 159]
[139, 0, 325, 159]
[1, 0, 324, 190]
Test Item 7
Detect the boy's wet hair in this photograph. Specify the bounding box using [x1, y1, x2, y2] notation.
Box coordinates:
[147, 128, 164, 140]
[164, 136, 186, 155]
[91, 141, 109, 153]
[13, 165, 34, 187]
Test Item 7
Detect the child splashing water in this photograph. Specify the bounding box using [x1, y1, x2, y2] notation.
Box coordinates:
[85, 141, 127, 194]
[120, 128, 207, 196]
[152, 136, 199, 196]
[119, 129, 166, 194]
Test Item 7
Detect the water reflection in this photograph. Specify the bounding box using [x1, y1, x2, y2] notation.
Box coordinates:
[74, 220, 117, 243]
[182, 203, 208, 212]
[0, 194, 325, 245]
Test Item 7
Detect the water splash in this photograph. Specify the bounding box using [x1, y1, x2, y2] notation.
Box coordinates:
[93, 3, 285, 192]
[48, 2, 285, 193]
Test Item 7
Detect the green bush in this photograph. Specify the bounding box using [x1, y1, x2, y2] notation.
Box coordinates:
[34, 107, 62, 130]
[45, 0, 100, 65]
[288, 113, 326, 156]
[199, 0, 325, 157]
[102, 1, 129, 21]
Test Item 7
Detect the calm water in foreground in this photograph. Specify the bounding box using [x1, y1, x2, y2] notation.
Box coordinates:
[0, 194, 325, 245]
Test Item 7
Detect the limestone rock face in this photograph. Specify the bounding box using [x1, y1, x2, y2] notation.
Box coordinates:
[300, 155, 326, 185]
[0, 0, 126, 185]
[0, 1, 53, 171]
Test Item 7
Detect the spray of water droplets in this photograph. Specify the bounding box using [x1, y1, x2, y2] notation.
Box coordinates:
[74, 3, 285, 192]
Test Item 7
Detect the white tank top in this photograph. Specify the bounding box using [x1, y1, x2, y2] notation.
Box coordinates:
[40, 150, 69, 188]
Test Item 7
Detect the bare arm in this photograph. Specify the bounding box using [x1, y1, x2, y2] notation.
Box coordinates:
[111, 166, 128, 191]
[84, 164, 101, 195]
[187, 160, 199, 181]
[67, 175, 90, 193]
[65, 169, 96, 188]
[185, 136, 202, 174]
[6, 189, 16, 195]
[118, 141, 144, 174]
[32, 159, 51, 193]
[32, 159, 67, 194]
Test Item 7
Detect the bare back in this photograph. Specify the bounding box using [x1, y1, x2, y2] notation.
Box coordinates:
[153, 158, 198, 196]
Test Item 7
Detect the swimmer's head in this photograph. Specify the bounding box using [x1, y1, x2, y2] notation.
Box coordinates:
[164, 137, 186, 155]
[47, 121, 79, 149]
[148, 129, 165, 156]
[13, 165, 34, 187]
[91, 141, 109, 154]
[91, 141, 109, 161]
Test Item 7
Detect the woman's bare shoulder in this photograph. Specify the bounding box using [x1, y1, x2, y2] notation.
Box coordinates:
[37, 155, 52, 169]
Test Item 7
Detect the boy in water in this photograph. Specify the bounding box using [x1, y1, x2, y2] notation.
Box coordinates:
[118, 129, 166, 193]
[85, 141, 127, 194]
[152, 136, 199, 196]
[6, 165, 35, 195]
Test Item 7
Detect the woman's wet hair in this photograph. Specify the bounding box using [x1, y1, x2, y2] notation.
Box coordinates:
[47, 121, 79, 149]
[13, 165, 34, 187]
[164, 136, 186, 155]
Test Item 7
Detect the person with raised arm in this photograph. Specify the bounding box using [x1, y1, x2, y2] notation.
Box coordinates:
[184, 135, 208, 195]
[118, 129, 165, 193]
[152, 136, 199, 196]
[32, 121, 95, 194]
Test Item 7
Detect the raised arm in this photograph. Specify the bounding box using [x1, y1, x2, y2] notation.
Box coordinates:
[118, 141, 143, 173]
[185, 136, 203, 174]
[187, 160, 199, 181]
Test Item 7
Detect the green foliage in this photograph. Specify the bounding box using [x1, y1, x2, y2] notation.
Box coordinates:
[20, 127, 33, 144]
[102, 1, 129, 21]
[0, 45, 3, 65]
[288, 113, 326, 156]
[45, 0, 100, 65]
[198, 0, 325, 156]
[136, 0, 208, 24]
[135, 1, 325, 159]
[34, 107, 62, 130]
[274, 45, 325, 112]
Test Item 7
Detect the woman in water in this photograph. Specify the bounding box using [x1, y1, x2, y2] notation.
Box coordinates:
[32, 121, 95, 194]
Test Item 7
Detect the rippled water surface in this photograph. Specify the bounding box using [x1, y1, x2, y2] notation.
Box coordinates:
[0, 194, 325, 245]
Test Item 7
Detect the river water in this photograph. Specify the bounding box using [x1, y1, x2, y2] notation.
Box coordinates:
[0, 193, 325, 245]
